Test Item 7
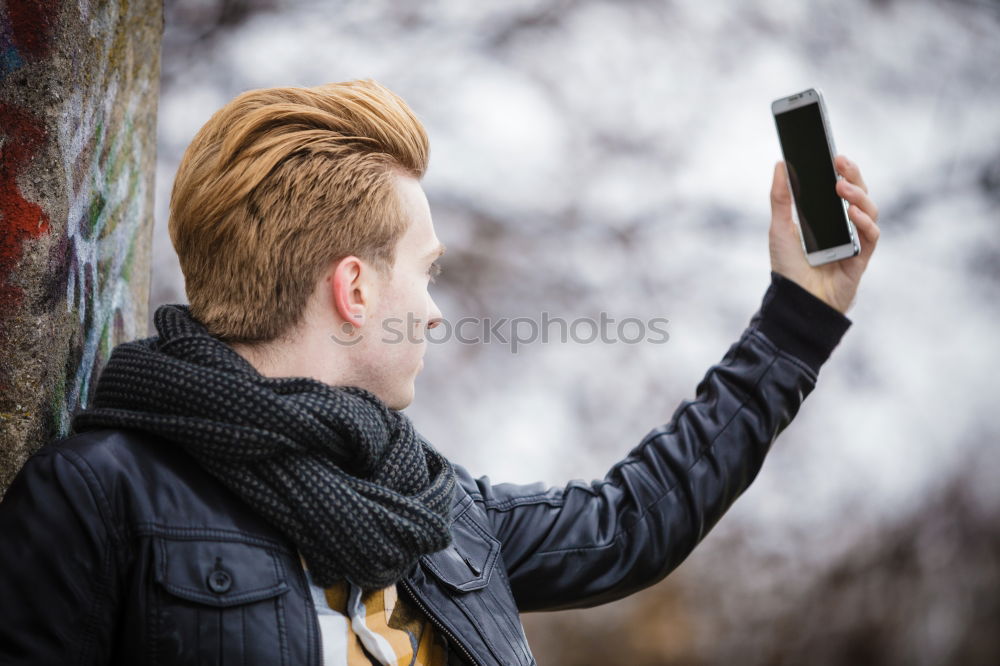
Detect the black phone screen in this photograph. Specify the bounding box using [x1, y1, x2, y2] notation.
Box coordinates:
[774, 102, 851, 253]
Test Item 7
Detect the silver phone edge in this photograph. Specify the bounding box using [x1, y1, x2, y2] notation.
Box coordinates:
[771, 87, 860, 265]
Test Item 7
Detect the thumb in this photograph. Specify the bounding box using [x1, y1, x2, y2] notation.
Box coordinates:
[770, 161, 793, 225]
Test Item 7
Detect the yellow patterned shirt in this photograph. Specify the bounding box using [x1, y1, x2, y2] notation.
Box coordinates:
[300, 554, 449, 665]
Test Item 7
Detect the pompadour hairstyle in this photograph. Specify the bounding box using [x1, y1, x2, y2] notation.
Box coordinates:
[168, 79, 429, 344]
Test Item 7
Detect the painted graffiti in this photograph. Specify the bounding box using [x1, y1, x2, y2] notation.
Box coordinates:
[0, 0, 57, 377]
[1, 0, 153, 435]
[0, 103, 51, 333]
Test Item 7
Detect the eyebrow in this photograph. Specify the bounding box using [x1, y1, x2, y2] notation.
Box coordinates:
[424, 243, 446, 261]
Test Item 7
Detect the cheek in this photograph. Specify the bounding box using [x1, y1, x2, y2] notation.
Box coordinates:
[384, 279, 426, 312]
[404, 284, 431, 330]
[376, 292, 428, 350]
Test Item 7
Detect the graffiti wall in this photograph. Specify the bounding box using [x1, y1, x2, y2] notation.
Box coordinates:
[0, 0, 162, 493]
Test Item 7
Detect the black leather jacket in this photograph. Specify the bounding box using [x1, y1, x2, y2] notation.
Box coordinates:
[0, 272, 850, 665]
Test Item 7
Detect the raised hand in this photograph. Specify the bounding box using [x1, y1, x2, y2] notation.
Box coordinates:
[768, 155, 880, 314]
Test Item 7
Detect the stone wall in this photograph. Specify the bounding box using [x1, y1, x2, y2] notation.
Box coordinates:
[0, 0, 163, 494]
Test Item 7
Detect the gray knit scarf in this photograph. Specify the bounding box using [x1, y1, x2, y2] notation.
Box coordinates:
[71, 303, 456, 590]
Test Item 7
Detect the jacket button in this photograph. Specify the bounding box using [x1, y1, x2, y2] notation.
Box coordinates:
[208, 569, 232, 594]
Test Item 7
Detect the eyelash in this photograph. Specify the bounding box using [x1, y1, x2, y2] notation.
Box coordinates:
[428, 261, 442, 284]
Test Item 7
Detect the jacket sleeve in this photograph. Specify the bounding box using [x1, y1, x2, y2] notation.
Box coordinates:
[0, 445, 121, 664]
[467, 271, 852, 612]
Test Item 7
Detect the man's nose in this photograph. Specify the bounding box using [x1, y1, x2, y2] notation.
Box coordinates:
[427, 297, 444, 329]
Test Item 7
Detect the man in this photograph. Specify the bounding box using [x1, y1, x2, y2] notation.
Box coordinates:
[0, 79, 879, 665]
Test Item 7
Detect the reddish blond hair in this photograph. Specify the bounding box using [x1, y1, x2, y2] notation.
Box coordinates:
[168, 79, 429, 344]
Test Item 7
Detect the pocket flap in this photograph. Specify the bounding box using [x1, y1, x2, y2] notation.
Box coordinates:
[153, 537, 290, 607]
[422, 508, 501, 592]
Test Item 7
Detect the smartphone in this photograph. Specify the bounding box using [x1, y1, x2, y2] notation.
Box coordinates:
[771, 88, 860, 266]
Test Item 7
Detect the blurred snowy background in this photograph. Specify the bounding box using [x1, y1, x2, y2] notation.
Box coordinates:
[152, 0, 1000, 663]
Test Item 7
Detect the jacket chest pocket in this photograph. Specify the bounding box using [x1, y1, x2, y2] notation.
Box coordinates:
[151, 537, 292, 666]
[421, 501, 536, 666]
[423, 503, 500, 593]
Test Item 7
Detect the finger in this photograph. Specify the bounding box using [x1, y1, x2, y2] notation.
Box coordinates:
[848, 203, 880, 261]
[835, 155, 868, 194]
[837, 180, 879, 224]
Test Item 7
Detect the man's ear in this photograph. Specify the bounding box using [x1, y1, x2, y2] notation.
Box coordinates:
[331, 256, 369, 328]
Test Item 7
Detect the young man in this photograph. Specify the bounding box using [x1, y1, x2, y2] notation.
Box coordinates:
[0, 79, 879, 665]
